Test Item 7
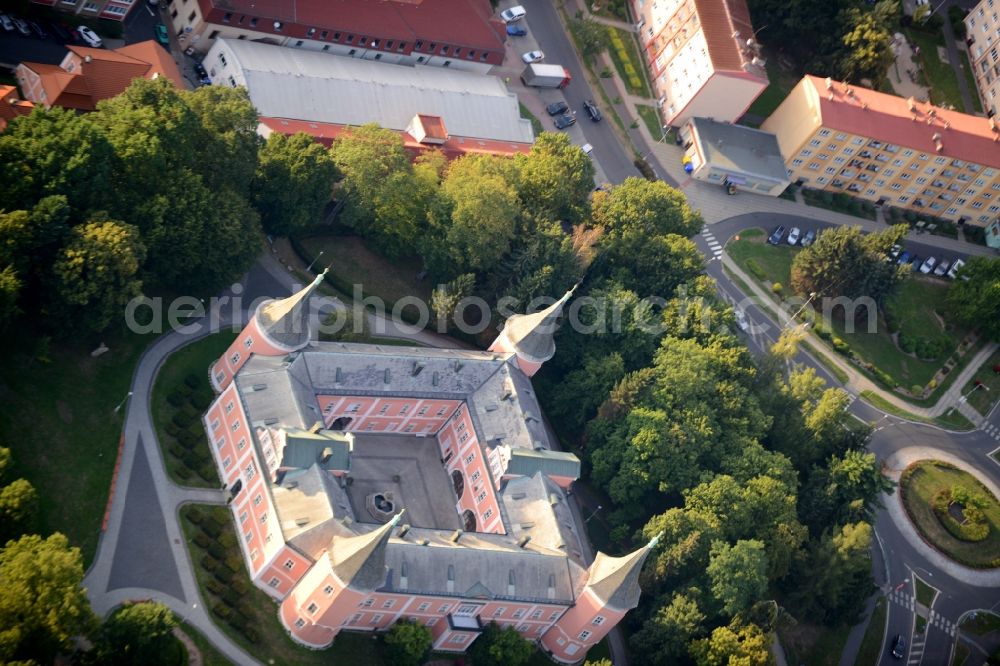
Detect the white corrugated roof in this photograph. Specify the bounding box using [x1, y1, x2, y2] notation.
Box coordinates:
[219, 38, 534, 144]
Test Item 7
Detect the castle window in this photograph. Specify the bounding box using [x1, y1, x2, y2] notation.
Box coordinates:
[324, 585, 334, 594]
[579, 630, 592, 640]
[592, 616, 605, 625]
[307, 603, 318, 614]
[269, 577, 280, 587]
[295, 618, 305, 628]
[284, 559, 294, 570]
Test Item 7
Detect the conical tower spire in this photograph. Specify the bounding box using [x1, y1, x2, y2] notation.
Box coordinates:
[328, 510, 403, 591]
[256, 268, 328, 350]
[499, 285, 577, 365]
[585, 531, 661, 611]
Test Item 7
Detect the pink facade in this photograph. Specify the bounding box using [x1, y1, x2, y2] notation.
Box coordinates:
[317, 395, 461, 434]
[437, 406, 504, 534]
[489, 330, 543, 377]
[540, 587, 625, 662]
[211, 315, 291, 392]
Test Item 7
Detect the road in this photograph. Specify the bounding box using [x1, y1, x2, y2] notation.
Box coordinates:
[512, 0, 639, 183]
[696, 212, 1000, 666]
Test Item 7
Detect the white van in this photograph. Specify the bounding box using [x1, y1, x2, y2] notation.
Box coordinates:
[78, 26, 103, 48]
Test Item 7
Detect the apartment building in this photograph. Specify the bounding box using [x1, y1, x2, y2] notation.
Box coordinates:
[166, 0, 505, 72]
[203, 274, 654, 661]
[630, 0, 768, 126]
[966, 0, 1000, 117]
[762, 75, 1000, 226]
[30, 0, 136, 22]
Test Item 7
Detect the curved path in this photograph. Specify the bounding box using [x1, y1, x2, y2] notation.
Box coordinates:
[701, 211, 1000, 666]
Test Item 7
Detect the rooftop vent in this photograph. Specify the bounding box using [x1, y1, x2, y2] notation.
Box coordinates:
[295, 516, 310, 527]
[520, 522, 535, 529]
[412, 362, 424, 376]
[398, 524, 411, 539]
[450, 529, 463, 543]
[907, 97, 917, 112]
[309, 421, 322, 433]
[511, 492, 527, 500]
[432, 371, 440, 387]
[252, 383, 267, 391]
[825, 77, 833, 90]
[508, 570, 516, 595]
[384, 368, 391, 384]
[335, 367, 343, 383]
[264, 418, 279, 425]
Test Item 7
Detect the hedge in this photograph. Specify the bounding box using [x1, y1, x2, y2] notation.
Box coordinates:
[932, 488, 989, 542]
[745, 258, 766, 281]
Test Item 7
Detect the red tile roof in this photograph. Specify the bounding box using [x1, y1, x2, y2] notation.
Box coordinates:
[804, 75, 1000, 169]
[259, 117, 532, 160]
[19, 41, 184, 111]
[693, 0, 765, 80]
[0, 85, 34, 131]
[199, 0, 505, 52]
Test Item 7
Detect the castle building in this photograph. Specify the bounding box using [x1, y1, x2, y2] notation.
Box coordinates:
[203, 272, 654, 661]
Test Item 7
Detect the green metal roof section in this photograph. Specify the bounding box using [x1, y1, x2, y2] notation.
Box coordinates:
[281, 428, 353, 472]
[506, 448, 580, 480]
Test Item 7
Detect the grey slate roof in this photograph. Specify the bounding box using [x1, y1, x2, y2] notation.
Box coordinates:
[328, 513, 402, 591]
[281, 428, 352, 472]
[503, 472, 586, 562]
[690, 117, 789, 184]
[271, 463, 355, 548]
[586, 536, 658, 611]
[501, 288, 574, 363]
[505, 448, 580, 480]
[215, 38, 534, 144]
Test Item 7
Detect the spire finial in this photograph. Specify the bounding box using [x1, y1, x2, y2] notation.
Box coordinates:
[389, 509, 406, 528]
[646, 530, 664, 550]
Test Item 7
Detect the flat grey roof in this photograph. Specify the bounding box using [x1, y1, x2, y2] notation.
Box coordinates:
[691, 117, 789, 183]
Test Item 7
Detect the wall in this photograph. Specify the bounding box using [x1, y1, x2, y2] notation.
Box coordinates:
[210, 312, 293, 392]
[760, 77, 820, 159]
[540, 587, 624, 664]
[669, 70, 767, 126]
[316, 395, 461, 434]
[437, 406, 504, 534]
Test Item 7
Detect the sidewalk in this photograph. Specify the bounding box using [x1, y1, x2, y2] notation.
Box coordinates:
[722, 252, 999, 421]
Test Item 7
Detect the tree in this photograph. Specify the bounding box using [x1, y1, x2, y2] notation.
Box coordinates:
[800, 449, 894, 534]
[0, 479, 38, 542]
[184, 84, 261, 197]
[543, 352, 626, 434]
[383, 618, 432, 666]
[430, 273, 475, 332]
[630, 592, 706, 665]
[0, 447, 10, 481]
[468, 622, 535, 666]
[790, 224, 909, 307]
[592, 177, 702, 239]
[51, 217, 146, 333]
[569, 18, 611, 60]
[254, 132, 337, 236]
[0, 533, 94, 663]
[0, 265, 20, 331]
[515, 133, 595, 223]
[92, 601, 177, 665]
[840, 7, 895, 85]
[947, 256, 1000, 340]
[707, 540, 769, 616]
[690, 621, 774, 666]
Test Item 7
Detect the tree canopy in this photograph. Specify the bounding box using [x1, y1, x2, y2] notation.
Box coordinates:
[254, 132, 337, 236]
[92, 601, 177, 666]
[947, 256, 1000, 340]
[468, 622, 536, 666]
[382, 618, 432, 666]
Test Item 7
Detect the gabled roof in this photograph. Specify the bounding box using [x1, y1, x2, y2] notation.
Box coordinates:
[328, 511, 402, 590]
[693, 0, 765, 80]
[506, 448, 580, 480]
[0, 85, 34, 131]
[587, 533, 661, 610]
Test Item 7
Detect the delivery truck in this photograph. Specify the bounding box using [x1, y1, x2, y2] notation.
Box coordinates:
[520, 63, 572, 89]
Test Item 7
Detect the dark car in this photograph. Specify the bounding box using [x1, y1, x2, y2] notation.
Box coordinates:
[890, 634, 906, 659]
[583, 99, 602, 121]
[193, 62, 209, 78]
[767, 225, 786, 245]
[554, 113, 577, 129]
[49, 21, 71, 41]
[545, 100, 568, 116]
[59, 21, 81, 41]
[896, 250, 912, 265]
[506, 24, 527, 37]
[27, 20, 48, 39]
[12, 17, 31, 37]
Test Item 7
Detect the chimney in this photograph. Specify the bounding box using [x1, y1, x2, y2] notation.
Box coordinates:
[825, 77, 833, 90]
[309, 421, 323, 434]
[84, 55, 92, 63]
[320, 446, 334, 464]
[411, 361, 424, 376]
[449, 529, 463, 543]
[907, 96, 917, 112]
[518, 535, 531, 548]
[397, 524, 410, 539]
[862, 102, 868, 110]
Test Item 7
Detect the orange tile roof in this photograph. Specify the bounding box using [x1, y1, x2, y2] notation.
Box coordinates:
[804, 75, 1000, 169]
[693, 0, 765, 80]
[259, 117, 532, 160]
[20, 41, 185, 112]
[0, 85, 34, 131]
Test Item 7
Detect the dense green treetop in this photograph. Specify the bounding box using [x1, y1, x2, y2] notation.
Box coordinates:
[947, 256, 1000, 340]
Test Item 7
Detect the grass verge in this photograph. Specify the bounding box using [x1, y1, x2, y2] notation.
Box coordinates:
[745, 55, 798, 120]
[900, 460, 1000, 568]
[958, 50, 984, 114]
[520, 102, 544, 136]
[152, 333, 235, 488]
[0, 326, 153, 567]
[635, 103, 663, 138]
[178, 621, 236, 666]
[959, 610, 1000, 636]
[859, 391, 974, 430]
[952, 640, 970, 665]
[605, 27, 652, 98]
[906, 28, 965, 110]
[856, 597, 887, 666]
[961, 347, 1000, 416]
[914, 575, 937, 607]
[779, 622, 852, 666]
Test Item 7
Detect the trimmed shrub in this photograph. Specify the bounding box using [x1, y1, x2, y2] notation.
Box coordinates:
[184, 373, 202, 389]
[187, 506, 204, 524]
[771, 282, 783, 296]
[201, 517, 222, 538]
[191, 392, 213, 410]
[175, 466, 193, 481]
[206, 578, 224, 596]
[211, 603, 231, 621]
[224, 555, 244, 574]
[180, 403, 198, 420]
[193, 532, 211, 549]
[177, 430, 199, 449]
[831, 337, 850, 354]
[219, 531, 237, 549]
[207, 540, 226, 560]
[932, 488, 989, 542]
[242, 627, 259, 644]
[200, 554, 220, 572]
[898, 332, 916, 354]
[745, 259, 766, 281]
[177, 382, 194, 397]
[221, 587, 240, 606]
[172, 412, 194, 429]
[182, 451, 200, 469]
[213, 568, 234, 586]
[198, 465, 217, 482]
[168, 443, 186, 459]
[167, 391, 186, 407]
[165, 421, 181, 437]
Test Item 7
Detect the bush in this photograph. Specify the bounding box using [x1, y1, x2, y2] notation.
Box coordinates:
[182, 451, 200, 469]
[190, 392, 213, 410]
[815, 325, 832, 341]
[200, 554, 220, 572]
[198, 465, 217, 482]
[201, 516, 222, 537]
[177, 430, 199, 449]
[211, 603, 231, 621]
[633, 158, 656, 181]
[206, 540, 225, 560]
[177, 382, 194, 398]
[187, 506, 204, 524]
[242, 626, 259, 644]
[167, 391, 186, 408]
[898, 331, 916, 354]
[172, 412, 194, 429]
[224, 555, 244, 574]
[932, 488, 989, 542]
[600, 67, 612, 78]
[745, 259, 766, 281]
[184, 373, 202, 389]
[832, 337, 850, 354]
[771, 282, 783, 296]
[179, 403, 198, 420]
[206, 578, 224, 596]
[220, 586, 240, 606]
[175, 466, 193, 481]
[165, 421, 181, 437]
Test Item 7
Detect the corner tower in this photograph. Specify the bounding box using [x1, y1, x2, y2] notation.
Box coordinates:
[211, 269, 328, 392]
[541, 533, 660, 663]
[489, 286, 576, 377]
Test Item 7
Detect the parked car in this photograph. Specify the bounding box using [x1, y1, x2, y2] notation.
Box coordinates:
[12, 17, 31, 36]
[933, 259, 950, 277]
[506, 24, 527, 36]
[500, 5, 526, 22]
[888, 243, 902, 262]
[545, 100, 568, 116]
[27, 20, 48, 38]
[891, 634, 906, 659]
[554, 113, 576, 129]
[583, 99, 602, 122]
[767, 226, 786, 245]
[735, 309, 749, 332]
[909, 254, 923, 269]
[947, 258, 966, 279]
[154, 22, 169, 46]
[77, 25, 102, 48]
[521, 50, 544, 64]
[0, 14, 14, 32]
[59, 21, 81, 42]
[581, 143, 593, 156]
[49, 21, 71, 41]
[787, 227, 802, 245]
[896, 250, 912, 265]
[801, 229, 817, 247]
[193, 61, 211, 84]
[919, 256, 937, 274]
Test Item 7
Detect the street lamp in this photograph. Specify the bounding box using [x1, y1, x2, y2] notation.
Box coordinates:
[306, 250, 325, 273]
[114, 391, 134, 414]
[585, 505, 603, 523]
[958, 380, 989, 404]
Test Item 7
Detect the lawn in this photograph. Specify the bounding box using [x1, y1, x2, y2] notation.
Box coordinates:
[960, 611, 1000, 636]
[636, 103, 664, 139]
[745, 55, 798, 120]
[779, 621, 852, 666]
[906, 28, 966, 111]
[958, 50, 984, 114]
[856, 597, 888, 666]
[178, 621, 237, 666]
[151, 332, 235, 488]
[900, 460, 1000, 568]
[914, 575, 937, 607]
[298, 235, 432, 312]
[725, 227, 798, 289]
[0, 326, 153, 567]
[606, 27, 652, 98]
[520, 102, 544, 136]
[952, 640, 970, 665]
[960, 347, 1000, 416]
[860, 390, 974, 430]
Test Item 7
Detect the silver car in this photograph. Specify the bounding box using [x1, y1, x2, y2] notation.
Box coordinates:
[786, 227, 802, 245]
[0, 14, 15, 32]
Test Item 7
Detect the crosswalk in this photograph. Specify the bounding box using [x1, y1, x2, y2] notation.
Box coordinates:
[886, 588, 958, 637]
[701, 226, 723, 260]
[981, 420, 1000, 443]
